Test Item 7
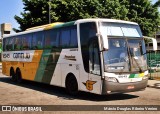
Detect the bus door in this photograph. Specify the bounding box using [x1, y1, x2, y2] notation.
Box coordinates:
[88, 38, 102, 94]
[79, 22, 102, 94]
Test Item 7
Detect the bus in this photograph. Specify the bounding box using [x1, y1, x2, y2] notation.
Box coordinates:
[2, 18, 157, 95]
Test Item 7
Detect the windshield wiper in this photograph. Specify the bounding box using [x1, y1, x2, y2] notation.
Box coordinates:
[128, 47, 143, 73]
[132, 57, 143, 73]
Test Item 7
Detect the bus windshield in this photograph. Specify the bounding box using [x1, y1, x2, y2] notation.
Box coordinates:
[100, 22, 147, 73]
[103, 38, 147, 73]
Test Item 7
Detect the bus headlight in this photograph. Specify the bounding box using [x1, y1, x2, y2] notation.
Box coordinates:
[105, 77, 118, 82]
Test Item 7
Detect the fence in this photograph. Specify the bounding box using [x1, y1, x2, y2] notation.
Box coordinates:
[147, 51, 160, 80]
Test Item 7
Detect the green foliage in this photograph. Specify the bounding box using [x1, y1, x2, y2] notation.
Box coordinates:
[125, 0, 160, 36]
[14, 0, 160, 36]
[14, 0, 49, 32]
[153, 0, 160, 7]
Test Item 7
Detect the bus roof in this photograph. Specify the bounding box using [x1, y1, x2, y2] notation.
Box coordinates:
[3, 18, 138, 38]
[75, 18, 138, 25]
[3, 21, 77, 38]
[26, 22, 64, 31]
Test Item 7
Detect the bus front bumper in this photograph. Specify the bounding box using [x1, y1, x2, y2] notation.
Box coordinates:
[102, 79, 148, 95]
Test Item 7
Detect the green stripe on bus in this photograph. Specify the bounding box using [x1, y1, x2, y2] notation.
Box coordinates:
[53, 21, 75, 29]
[34, 49, 51, 82]
[41, 49, 62, 83]
[129, 74, 139, 78]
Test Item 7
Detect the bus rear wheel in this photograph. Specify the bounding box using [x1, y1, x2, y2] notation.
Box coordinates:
[16, 69, 22, 83]
[65, 75, 78, 95]
[10, 68, 16, 82]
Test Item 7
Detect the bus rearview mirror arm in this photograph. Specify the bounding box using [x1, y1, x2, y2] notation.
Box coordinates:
[143, 36, 157, 51]
[96, 33, 109, 51]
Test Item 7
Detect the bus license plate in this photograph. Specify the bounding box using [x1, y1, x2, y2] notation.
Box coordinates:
[127, 85, 134, 89]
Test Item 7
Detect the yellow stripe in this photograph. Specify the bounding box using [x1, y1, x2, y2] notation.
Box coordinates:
[44, 22, 64, 30]
[26, 22, 64, 31]
[139, 73, 144, 77]
[22, 50, 43, 80]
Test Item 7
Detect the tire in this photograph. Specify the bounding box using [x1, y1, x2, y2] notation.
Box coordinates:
[16, 69, 22, 83]
[65, 75, 78, 95]
[10, 68, 16, 82]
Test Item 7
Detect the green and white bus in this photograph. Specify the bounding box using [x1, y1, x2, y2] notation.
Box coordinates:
[2, 18, 157, 95]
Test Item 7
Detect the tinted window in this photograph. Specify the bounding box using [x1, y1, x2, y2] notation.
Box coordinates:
[70, 28, 78, 47]
[44, 29, 59, 49]
[80, 22, 97, 46]
[80, 22, 97, 73]
[7, 37, 14, 51]
[22, 34, 32, 50]
[60, 26, 78, 48]
[32, 31, 44, 49]
[60, 29, 70, 48]
[3, 38, 7, 51]
[14, 36, 22, 50]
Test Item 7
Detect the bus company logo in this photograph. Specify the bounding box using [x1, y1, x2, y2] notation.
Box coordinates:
[13, 53, 30, 59]
[64, 55, 76, 61]
[83, 80, 97, 91]
[3, 53, 10, 58]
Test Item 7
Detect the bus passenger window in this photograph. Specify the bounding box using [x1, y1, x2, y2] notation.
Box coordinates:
[32, 32, 44, 50]
[32, 42, 38, 49]
[4, 38, 10, 51]
[14, 37, 22, 50]
[44, 29, 59, 49]
[45, 37, 51, 49]
[44, 30, 52, 49]
[7, 38, 14, 51]
[22, 38, 29, 50]
[37, 41, 43, 49]
[60, 29, 70, 48]
[22, 34, 32, 50]
[70, 28, 78, 48]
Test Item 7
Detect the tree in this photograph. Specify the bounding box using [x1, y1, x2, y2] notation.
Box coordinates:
[153, 0, 160, 7]
[14, 0, 160, 36]
[14, 0, 49, 32]
[14, 0, 128, 32]
[125, 0, 160, 36]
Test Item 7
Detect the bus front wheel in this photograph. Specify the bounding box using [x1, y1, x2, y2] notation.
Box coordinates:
[65, 74, 78, 95]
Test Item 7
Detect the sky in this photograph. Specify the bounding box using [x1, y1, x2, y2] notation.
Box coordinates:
[0, 0, 159, 35]
[0, 0, 24, 34]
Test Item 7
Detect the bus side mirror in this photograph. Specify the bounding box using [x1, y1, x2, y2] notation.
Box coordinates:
[103, 36, 109, 50]
[96, 34, 109, 50]
[143, 36, 157, 51]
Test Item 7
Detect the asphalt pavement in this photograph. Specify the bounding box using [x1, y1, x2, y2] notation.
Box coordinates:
[147, 79, 160, 89]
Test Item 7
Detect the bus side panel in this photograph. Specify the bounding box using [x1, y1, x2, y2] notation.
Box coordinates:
[34, 49, 62, 84]
[50, 49, 80, 88]
[2, 61, 10, 76]
[21, 50, 43, 80]
[61, 64, 80, 88]
[49, 63, 61, 86]
[2, 50, 43, 81]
